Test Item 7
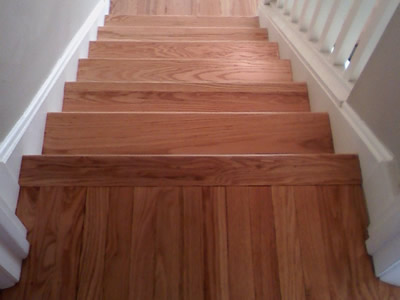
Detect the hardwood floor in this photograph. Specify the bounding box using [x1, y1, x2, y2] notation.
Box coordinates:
[2, 0, 400, 297]
[109, 0, 258, 16]
[2, 186, 400, 299]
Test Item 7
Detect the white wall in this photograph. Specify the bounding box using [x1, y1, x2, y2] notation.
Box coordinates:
[347, 5, 400, 166]
[0, 0, 99, 142]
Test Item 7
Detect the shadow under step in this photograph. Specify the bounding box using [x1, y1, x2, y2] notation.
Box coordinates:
[19, 154, 361, 186]
[97, 26, 268, 41]
[105, 15, 260, 28]
[43, 112, 333, 155]
[88, 41, 279, 60]
[77, 58, 292, 83]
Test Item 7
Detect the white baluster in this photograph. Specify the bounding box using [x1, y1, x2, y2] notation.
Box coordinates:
[277, 0, 285, 9]
[345, 0, 400, 80]
[291, 0, 306, 23]
[330, 0, 375, 66]
[318, 0, 353, 52]
[299, 0, 319, 32]
[308, 0, 335, 42]
[284, 0, 295, 15]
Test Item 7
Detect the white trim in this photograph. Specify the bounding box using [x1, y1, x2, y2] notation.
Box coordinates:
[380, 254, 400, 286]
[340, 103, 393, 163]
[259, 2, 400, 285]
[0, 0, 109, 289]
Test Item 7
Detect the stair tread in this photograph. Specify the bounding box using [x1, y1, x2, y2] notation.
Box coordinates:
[19, 154, 361, 186]
[77, 58, 292, 83]
[43, 112, 333, 155]
[64, 81, 309, 112]
[98, 26, 268, 41]
[105, 15, 260, 27]
[89, 40, 279, 59]
[65, 81, 308, 92]
[63, 91, 310, 112]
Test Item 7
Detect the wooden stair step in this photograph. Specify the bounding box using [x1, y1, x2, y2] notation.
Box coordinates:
[77, 59, 292, 83]
[43, 112, 333, 155]
[19, 154, 361, 186]
[63, 81, 309, 112]
[98, 26, 268, 41]
[105, 15, 260, 28]
[65, 81, 308, 93]
[89, 41, 279, 60]
[63, 81, 310, 112]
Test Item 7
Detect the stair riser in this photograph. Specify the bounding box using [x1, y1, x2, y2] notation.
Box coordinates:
[77, 59, 292, 83]
[43, 113, 333, 155]
[89, 41, 279, 60]
[98, 27, 268, 41]
[63, 91, 310, 112]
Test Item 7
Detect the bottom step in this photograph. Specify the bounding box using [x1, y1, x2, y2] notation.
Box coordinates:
[20, 154, 361, 186]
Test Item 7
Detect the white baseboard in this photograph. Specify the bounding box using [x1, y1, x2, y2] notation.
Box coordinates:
[0, 0, 109, 289]
[259, 3, 400, 286]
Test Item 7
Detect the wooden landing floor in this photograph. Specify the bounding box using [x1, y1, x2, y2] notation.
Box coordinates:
[2, 185, 400, 299]
[110, 0, 258, 16]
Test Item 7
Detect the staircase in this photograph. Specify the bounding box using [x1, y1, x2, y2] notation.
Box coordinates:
[4, 15, 399, 300]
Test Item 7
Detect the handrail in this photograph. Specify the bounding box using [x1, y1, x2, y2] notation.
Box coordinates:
[265, 0, 399, 83]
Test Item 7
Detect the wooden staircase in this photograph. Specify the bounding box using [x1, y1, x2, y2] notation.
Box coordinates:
[5, 15, 399, 300]
[31, 16, 354, 176]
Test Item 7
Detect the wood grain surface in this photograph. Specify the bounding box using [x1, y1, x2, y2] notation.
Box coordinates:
[3, 2, 385, 298]
[97, 26, 268, 41]
[19, 154, 361, 186]
[77, 58, 291, 83]
[77, 187, 109, 300]
[42, 112, 333, 155]
[63, 81, 309, 112]
[65, 81, 308, 94]
[4, 185, 400, 299]
[109, 0, 258, 16]
[103, 187, 134, 299]
[63, 88, 310, 113]
[64, 81, 308, 112]
[105, 15, 260, 27]
[88, 41, 279, 60]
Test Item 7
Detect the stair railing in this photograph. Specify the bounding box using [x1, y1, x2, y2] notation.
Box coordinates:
[265, 0, 399, 82]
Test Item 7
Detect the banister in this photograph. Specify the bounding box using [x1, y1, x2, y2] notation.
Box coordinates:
[264, 0, 399, 83]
